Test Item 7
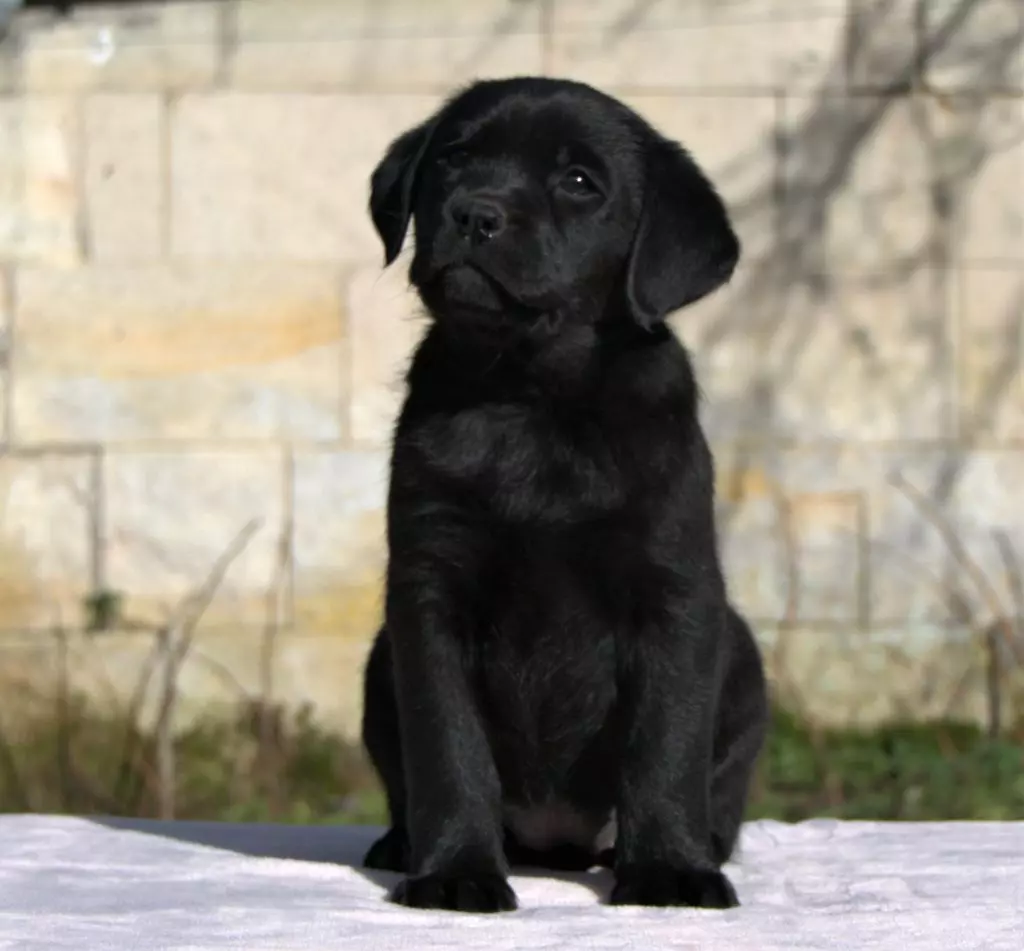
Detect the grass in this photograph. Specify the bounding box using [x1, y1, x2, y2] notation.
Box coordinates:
[0, 695, 1021, 826]
[749, 706, 1024, 821]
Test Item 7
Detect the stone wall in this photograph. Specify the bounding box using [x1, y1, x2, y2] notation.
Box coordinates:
[0, 0, 1021, 729]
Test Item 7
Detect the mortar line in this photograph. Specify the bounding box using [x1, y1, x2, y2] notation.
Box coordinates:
[856, 489, 871, 632]
[73, 93, 92, 262]
[215, 0, 239, 89]
[160, 90, 173, 258]
[1, 263, 14, 449]
[281, 444, 295, 630]
[89, 445, 107, 596]
[540, 0, 554, 77]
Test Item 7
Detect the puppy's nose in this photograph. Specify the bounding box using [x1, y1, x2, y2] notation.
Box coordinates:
[450, 196, 507, 242]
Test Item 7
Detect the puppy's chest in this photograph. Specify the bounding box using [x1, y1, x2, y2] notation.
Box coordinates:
[414, 402, 628, 516]
[471, 541, 622, 782]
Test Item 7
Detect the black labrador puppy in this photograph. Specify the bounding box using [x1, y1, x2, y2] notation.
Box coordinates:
[361, 76, 768, 914]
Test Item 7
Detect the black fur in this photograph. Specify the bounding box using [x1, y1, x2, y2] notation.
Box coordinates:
[361, 77, 768, 914]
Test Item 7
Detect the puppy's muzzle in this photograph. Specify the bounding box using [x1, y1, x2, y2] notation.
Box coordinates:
[449, 194, 508, 244]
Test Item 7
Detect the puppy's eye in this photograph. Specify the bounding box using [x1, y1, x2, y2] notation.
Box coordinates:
[559, 167, 598, 197]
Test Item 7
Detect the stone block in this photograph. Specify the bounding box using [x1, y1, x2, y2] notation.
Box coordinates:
[957, 266, 1023, 441]
[715, 444, 964, 629]
[0, 28, 17, 94]
[946, 449, 1024, 623]
[291, 449, 389, 645]
[346, 261, 425, 446]
[20, 1, 220, 93]
[0, 97, 82, 266]
[781, 94, 935, 270]
[779, 266, 954, 441]
[716, 444, 867, 626]
[922, 0, 1024, 92]
[551, 0, 849, 92]
[845, 0, 920, 92]
[230, 0, 544, 90]
[13, 264, 347, 443]
[103, 449, 286, 627]
[931, 96, 1024, 263]
[758, 621, 989, 727]
[0, 624, 377, 736]
[270, 628, 376, 736]
[1, 267, 10, 444]
[84, 94, 165, 262]
[170, 92, 443, 261]
[669, 255, 773, 442]
[619, 94, 778, 259]
[0, 452, 95, 631]
[685, 263, 954, 443]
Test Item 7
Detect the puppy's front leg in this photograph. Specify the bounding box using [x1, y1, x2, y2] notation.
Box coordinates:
[385, 571, 515, 914]
[612, 591, 738, 910]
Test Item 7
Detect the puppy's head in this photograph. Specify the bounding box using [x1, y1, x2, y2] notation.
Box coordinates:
[370, 77, 739, 335]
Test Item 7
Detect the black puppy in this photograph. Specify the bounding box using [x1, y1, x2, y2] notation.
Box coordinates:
[361, 77, 768, 914]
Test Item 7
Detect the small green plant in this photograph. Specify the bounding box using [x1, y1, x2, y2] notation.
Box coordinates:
[82, 589, 125, 632]
[748, 706, 1024, 822]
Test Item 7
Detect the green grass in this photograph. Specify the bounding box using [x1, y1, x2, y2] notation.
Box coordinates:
[749, 706, 1024, 821]
[1, 695, 1021, 825]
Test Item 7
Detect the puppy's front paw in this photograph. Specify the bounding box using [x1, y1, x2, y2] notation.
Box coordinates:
[610, 866, 738, 909]
[391, 872, 518, 914]
[363, 827, 409, 873]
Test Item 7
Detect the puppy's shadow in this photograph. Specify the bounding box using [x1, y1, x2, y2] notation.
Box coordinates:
[88, 817, 612, 899]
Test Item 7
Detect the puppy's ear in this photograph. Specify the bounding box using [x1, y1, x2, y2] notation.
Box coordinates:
[625, 140, 740, 329]
[369, 118, 438, 266]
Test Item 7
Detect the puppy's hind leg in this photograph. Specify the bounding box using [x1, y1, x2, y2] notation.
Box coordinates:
[710, 608, 769, 866]
[361, 630, 410, 873]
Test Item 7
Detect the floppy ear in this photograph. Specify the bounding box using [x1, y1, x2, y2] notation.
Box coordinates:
[369, 118, 438, 266]
[625, 140, 741, 329]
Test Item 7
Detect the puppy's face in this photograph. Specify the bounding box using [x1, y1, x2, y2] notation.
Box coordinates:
[370, 78, 739, 336]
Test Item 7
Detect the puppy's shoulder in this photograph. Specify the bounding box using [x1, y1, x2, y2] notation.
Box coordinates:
[604, 325, 698, 411]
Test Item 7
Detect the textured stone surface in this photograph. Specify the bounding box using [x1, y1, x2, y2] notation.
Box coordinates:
[715, 445, 965, 629]
[0, 106, 16, 256]
[20, 1, 220, 92]
[934, 96, 1024, 263]
[0, 624, 378, 735]
[103, 449, 285, 627]
[758, 621, 990, 726]
[777, 266, 954, 441]
[291, 449, 389, 644]
[782, 95, 936, 269]
[686, 264, 954, 442]
[620, 95, 778, 258]
[0, 0, 1020, 729]
[13, 264, 347, 442]
[0, 30, 16, 95]
[170, 93, 442, 261]
[946, 449, 1024, 621]
[84, 94, 165, 262]
[0, 453, 94, 631]
[346, 261, 425, 446]
[845, 0, 920, 92]
[0, 97, 82, 266]
[957, 266, 1023, 441]
[716, 444, 866, 626]
[0, 267, 10, 444]
[0, 616, 1001, 730]
[551, 0, 849, 92]
[922, 0, 1024, 92]
[231, 0, 544, 90]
